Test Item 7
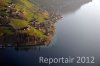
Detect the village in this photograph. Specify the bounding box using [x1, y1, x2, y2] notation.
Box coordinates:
[0, 0, 62, 47]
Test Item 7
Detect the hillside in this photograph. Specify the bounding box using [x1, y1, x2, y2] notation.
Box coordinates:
[34, 0, 92, 14]
[0, 0, 61, 46]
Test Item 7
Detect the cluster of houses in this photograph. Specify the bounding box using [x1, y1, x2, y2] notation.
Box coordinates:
[6, 3, 25, 20]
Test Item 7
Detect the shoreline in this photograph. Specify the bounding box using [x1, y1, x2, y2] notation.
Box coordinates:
[0, 15, 62, 47]
[0, 0, 62, 47]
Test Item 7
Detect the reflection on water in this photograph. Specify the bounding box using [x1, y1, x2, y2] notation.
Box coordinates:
[1, 0, 100, 66]
[56, 0, 100, 66]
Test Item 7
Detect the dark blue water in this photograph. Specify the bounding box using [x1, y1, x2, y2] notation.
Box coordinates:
[1, 0, 100, 66]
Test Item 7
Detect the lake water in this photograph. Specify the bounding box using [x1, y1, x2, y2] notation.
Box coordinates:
[1, 0, 100, 66]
